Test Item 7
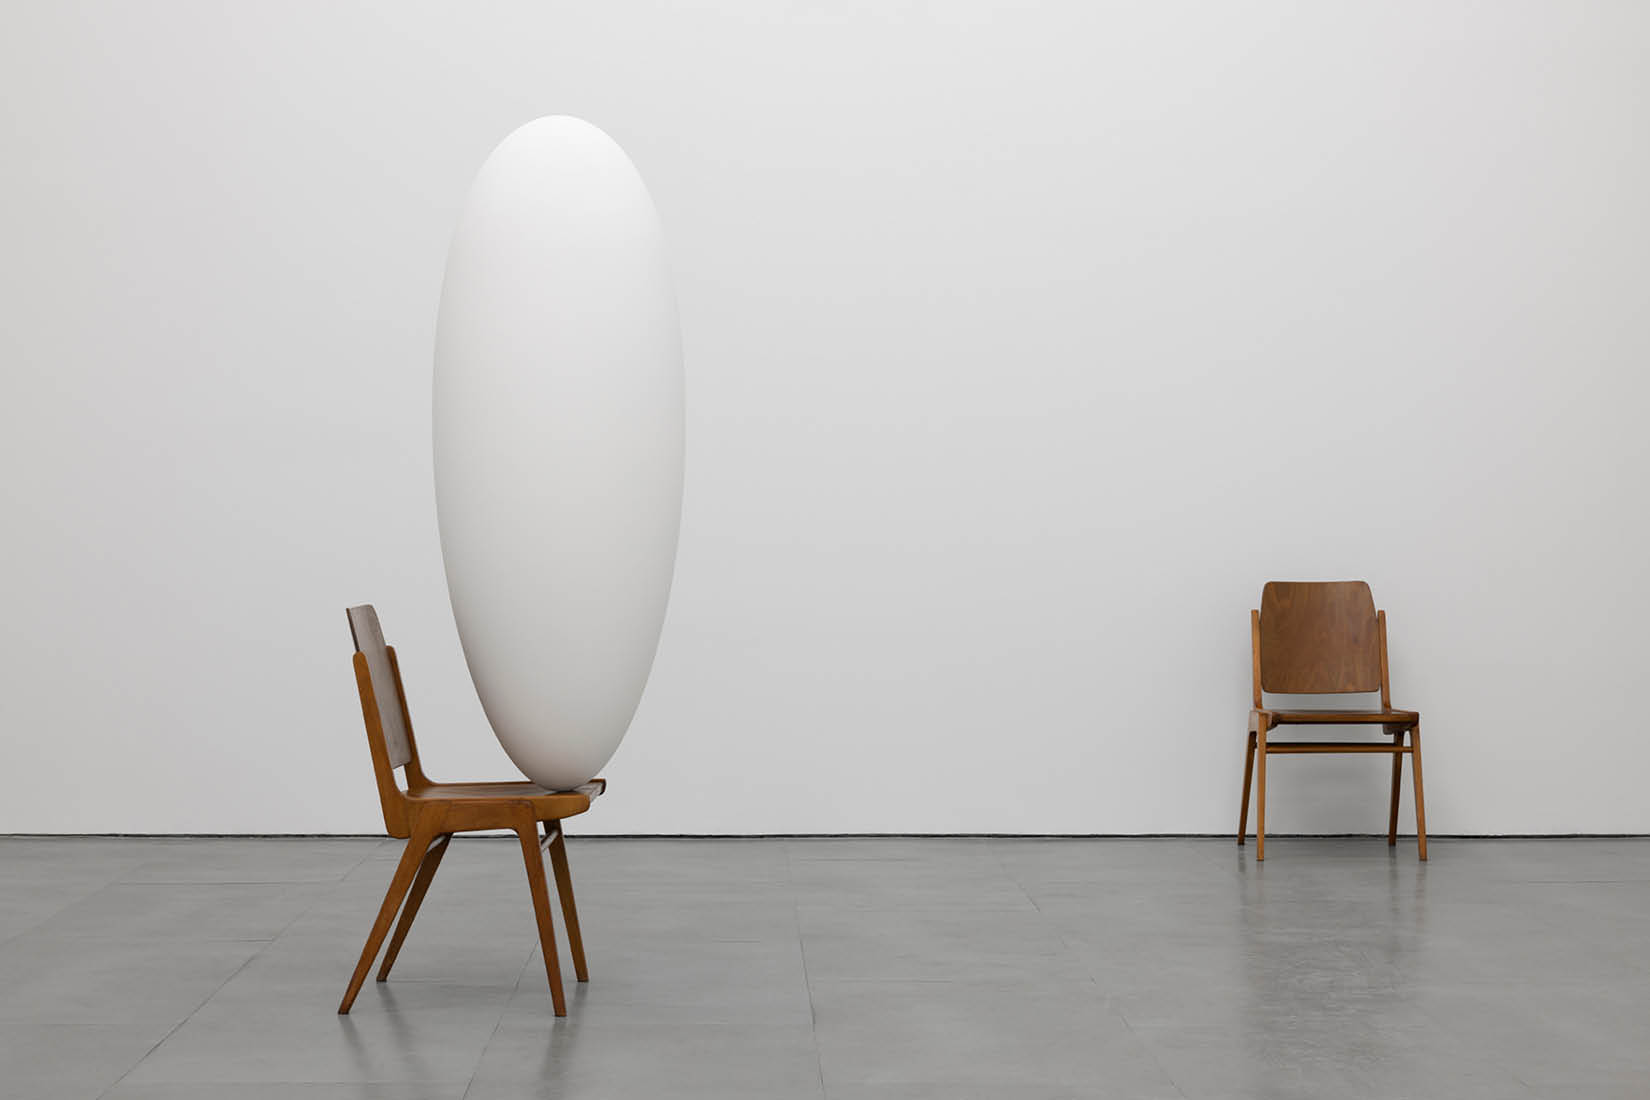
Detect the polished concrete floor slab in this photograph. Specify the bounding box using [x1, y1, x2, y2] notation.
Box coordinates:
[0, 836, 1646, 1098]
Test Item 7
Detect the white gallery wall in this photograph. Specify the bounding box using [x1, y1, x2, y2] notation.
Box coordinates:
[3, 1, 1647, 835]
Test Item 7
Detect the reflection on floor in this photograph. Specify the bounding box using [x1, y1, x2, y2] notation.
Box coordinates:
[1, 835, 1646, 1099]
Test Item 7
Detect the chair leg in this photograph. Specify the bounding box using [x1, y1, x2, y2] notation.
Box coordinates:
[545, 821, 589, 982]
[1255, 723, 1268, 861]
[516, 821, 567, 1016]
[1388, 729, 1404, 847]
[1238, 730, 1257, 846]
[1410, 721, 1428, 861]
[339, 832, 434, 1013]
[376, 834, 451, 981]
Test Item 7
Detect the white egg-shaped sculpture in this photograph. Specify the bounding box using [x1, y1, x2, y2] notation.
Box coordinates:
[432, 117, 682, 791]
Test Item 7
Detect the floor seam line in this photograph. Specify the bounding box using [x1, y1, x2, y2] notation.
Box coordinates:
[785, 840, 829, 1098]
[93, 901, 304, 1098]
[996, 850, 1191, 1099]
[460, 912, 543, 1100]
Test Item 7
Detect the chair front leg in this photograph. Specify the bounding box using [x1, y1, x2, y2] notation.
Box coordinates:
[1387, 727, 1404, 847]
[1239, 730, 1257, 846]
[1410, 721, 1428, 861]
[545, 820, 589, 982]
[515, 816, 567, 1016]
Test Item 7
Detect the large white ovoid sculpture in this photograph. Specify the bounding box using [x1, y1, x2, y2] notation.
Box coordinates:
[433, 117, 683, 791]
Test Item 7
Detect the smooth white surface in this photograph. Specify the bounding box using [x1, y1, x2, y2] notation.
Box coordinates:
[433, 117, 683, 791]
[2, 2, 1648, 834]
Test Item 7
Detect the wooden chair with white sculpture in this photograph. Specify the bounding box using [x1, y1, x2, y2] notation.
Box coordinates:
[1240, 581, 1428, 861]
[340, 603, 604, 1016]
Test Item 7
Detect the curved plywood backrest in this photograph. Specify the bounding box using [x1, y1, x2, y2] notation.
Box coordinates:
[1259, 581, 1382, 694]
[346, 604, 413, 769]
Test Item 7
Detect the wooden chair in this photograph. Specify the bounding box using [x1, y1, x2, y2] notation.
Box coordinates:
[340, 604, 604, 1016]
[1240, 581, 1427, 861]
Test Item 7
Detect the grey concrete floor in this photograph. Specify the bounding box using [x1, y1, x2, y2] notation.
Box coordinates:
[1, 836, 1647, 1099]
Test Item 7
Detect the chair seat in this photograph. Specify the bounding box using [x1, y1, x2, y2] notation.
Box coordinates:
[1258, 708, 1417, 726]
[406, 778, 606, 820]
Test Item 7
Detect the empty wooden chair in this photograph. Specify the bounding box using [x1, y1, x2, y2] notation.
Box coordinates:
[1240, 581, 1427, 861]
[340, 604, 603, 1015]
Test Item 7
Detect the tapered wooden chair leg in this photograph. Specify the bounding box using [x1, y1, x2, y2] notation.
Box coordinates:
[517, 823, 567, 1016]
[377, 834, 451, 982]
[1410, 722, 1428, 861]
[1255, 725, 1268, 861]
[1238, 730, 1257, 846]
[545, 822, 589, 982]
[340, 833, 432, 1013]
[1388, 730, 1404, 847]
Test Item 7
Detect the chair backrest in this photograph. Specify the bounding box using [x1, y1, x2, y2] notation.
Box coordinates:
[346, 604, 422, 835]
[1257, 581, 1385, 695]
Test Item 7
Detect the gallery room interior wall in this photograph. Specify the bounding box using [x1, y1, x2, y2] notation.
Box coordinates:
[3, 2, 1646, 835]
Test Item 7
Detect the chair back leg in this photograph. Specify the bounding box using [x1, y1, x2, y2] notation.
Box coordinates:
[340, 830, 438, 1013]
[377, 834, 452, 981]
